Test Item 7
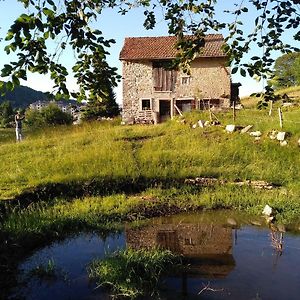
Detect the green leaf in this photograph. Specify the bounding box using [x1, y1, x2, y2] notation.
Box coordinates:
[42, 8, 54, 18]
[5, 31, 14, 41]
[35, 18, 44, 31]
[12, 75, 20, 86]
[240, 68, 246, 77]
[232, 67, 238, 74]
[44, 31, 50, 39]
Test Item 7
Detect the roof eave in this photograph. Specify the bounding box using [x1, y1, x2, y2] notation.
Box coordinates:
[120, 55, 227, 61]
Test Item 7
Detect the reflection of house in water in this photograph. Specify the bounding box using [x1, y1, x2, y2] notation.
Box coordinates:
[126, 223, 235, 278]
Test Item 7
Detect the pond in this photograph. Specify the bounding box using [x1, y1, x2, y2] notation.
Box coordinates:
[9, 211, 300, 300]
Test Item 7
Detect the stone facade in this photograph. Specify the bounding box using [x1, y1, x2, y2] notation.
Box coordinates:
[121, 57, 231, 123]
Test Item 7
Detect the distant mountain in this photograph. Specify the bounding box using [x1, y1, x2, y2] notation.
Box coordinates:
[0, 83, 49, 108]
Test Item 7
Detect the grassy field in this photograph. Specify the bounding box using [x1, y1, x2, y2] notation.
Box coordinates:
[1, 102, 300, 298]
[0, 106, 299, 225]
[0, 107, 299, 200]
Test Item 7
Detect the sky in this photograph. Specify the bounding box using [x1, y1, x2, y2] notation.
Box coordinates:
[0, 1, 299, 104]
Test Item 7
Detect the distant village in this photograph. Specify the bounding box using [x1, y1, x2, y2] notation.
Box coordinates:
[29, 99, 86, 124]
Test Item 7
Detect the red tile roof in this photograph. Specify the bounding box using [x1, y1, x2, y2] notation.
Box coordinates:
[119, 34, 226, 60]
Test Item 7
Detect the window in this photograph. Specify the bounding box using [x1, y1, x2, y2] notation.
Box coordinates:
[175, 99, 196, 113]
[181, 76, 191, 85]
[153, 61, 177, 92]
[141, 99, 151, 110]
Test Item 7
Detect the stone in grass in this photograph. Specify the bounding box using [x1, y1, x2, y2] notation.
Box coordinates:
[280, 140, 288, 146]
[250, 131, 262, 137]
[227, 218, 237, 227]
[269, 130, 277, 140]
[298, 138, 300, 146]
[276, 132, 286, 141]
[198, 120, 206, 128]
[251, 221, 262, 226]
[241, 125, 253, 134]
[225, 124, 235, 133]
[262, 204, 273, 216]
[192, 124, 197, 129]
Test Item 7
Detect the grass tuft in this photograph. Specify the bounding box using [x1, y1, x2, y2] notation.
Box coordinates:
[88, 248, 179, 299]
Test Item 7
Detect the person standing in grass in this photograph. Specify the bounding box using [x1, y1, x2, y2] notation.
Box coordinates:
[15, 111, 25, 142]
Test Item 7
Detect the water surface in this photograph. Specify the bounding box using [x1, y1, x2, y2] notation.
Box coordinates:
[10, 211, 300, 300]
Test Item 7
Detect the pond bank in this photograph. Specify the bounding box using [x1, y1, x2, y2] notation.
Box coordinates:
[1, 184, 300, 299]
[6, 211, 300, 300]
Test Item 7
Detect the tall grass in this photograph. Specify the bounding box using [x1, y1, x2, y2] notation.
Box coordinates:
[0, 110, 300, 200]
[3, 184, 300, 244]
[1, 194, 141, 240]
[88, 248, 178, 299]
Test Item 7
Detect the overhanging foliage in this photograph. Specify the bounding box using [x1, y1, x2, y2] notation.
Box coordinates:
[1, 0, 300, 101]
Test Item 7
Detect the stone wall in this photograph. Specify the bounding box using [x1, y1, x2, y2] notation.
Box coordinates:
[177, 58, 231, 103]
[122, 60, 153, 121]
[122, 57, 231, 123]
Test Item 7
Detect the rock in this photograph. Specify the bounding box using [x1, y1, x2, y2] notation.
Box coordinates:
[225, 124, 236, 133]
[192, 124, 197, 129]
[184, 178, 196, 184]
[227, 218, 237, 227]
[235, 104, 244, 110]
[269, 130, 277, 140]
[212, 120, 221, 125]
[280, 140, 288, 146]
[298, 138, 300, 146]
[198, 120, 205, 128]
[282, 102, 294, 107]
[194, 177, 219, 186]
[185, 177, 220, 186]
[262, 204, 273, 216]
[251, 221, 262, 226]
[249, 180, 273, 189]
[250, 131, 262, 137]
[233, 180, 274, 189]
[241, 125, 253, 134]
[276, 132, 286, 141]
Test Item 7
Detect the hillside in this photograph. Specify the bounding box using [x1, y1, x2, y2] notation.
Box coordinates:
[0, 83, 49, 108]
[241, 85, 300, 108]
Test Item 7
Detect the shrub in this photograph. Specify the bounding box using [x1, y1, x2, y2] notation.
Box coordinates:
[25, 103, 73, 128]
[25, 108, 46, 128]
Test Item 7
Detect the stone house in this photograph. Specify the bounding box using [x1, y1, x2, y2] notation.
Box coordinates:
[120, 34, 238, 124]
